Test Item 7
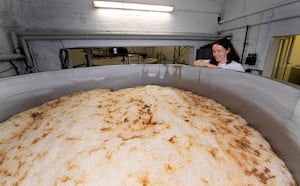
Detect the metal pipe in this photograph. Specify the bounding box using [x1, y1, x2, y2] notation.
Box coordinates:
[241, 25, 249, 64]
[17, 32, 220, 41]
[10, 32, 20, 54]
[0, 54, 26, 62]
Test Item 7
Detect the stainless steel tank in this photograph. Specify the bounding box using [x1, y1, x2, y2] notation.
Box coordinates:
[0, 64, 299, 183]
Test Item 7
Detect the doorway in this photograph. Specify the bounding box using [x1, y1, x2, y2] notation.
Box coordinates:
[271, 36, 295, 81]
[264, 35, 300, 86]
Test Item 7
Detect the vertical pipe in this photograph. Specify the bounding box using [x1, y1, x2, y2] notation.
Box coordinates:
[178, 46, 181, 64]
[86, 48, 93, 67]
[218, 0, 225, 24]
[241, 25, 249, 64]
[21, 38, 36, 72]
[10, 32, 20, 54]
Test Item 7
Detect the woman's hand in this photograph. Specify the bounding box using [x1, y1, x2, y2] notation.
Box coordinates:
[205, 63, 219, 69]
[194, 60, 219, 69]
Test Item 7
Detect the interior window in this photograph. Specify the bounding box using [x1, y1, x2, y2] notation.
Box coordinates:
[68, 46, 191, 67]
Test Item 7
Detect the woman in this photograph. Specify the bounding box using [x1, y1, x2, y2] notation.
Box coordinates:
[194, 38, 244, 72]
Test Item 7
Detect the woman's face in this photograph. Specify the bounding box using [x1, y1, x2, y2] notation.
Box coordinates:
[212, 44, 230, 63]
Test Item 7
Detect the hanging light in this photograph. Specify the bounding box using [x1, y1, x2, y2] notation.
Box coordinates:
[93, 1, 173, 12]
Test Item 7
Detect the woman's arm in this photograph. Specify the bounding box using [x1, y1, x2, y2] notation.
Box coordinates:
[193, 59, 219, 69]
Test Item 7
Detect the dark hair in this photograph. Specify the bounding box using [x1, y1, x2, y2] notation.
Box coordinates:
[210, 38, 241, 65]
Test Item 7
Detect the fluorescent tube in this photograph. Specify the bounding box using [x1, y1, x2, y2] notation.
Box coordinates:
[93, 1, 173, 12]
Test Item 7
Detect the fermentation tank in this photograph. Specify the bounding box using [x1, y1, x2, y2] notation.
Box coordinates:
[0, 64, 299, 183]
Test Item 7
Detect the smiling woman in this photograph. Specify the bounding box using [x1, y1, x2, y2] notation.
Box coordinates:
[194, 38, 245, 72]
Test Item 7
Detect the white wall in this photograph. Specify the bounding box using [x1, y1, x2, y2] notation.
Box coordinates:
[0, 0, 19, 77]
[219, 0, 300, 73]
[11, 0, 220, 34]
[2, 0, 300, 75]
[0, 0, 221, 73]
[222, 0, 288, 20]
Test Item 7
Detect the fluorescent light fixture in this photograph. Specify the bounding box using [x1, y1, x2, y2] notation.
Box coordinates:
[93, 1, 173, 12]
